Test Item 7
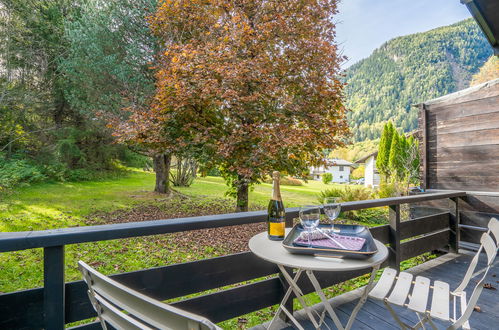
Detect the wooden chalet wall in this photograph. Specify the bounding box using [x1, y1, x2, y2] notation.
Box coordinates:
[418, 78, 499, 191]
[418, 78, 499, 244]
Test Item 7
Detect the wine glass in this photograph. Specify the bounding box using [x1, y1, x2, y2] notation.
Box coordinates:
[323, 197, 341, 232]
[299, 205, 321, 246]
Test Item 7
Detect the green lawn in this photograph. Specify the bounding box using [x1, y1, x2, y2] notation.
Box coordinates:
[0, 170, 342, 233]
[178, 175, 342, 207]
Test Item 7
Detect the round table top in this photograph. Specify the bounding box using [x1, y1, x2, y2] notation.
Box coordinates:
[248, 229, 389, 271]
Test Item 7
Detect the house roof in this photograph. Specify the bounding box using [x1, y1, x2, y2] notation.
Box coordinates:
[462, 0, 499, 55]
[327, 158, 354, 166]
[415, 78, 499, 107]
[355, 151, 378, 164]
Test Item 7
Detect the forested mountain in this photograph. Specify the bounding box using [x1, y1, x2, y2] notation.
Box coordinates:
[470, 56, 499, 86]
[345, 19, 493, 142]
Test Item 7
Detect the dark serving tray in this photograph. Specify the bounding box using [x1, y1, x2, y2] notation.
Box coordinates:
[282, 224, 378, 259]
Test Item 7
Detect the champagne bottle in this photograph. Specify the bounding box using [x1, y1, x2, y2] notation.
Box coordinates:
[267, 171, 286, 240]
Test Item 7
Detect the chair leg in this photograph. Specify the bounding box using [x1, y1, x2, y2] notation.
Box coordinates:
[412, 312, 429, 330]
[384, 300, 411, 330]
[426, 316, 438, 330]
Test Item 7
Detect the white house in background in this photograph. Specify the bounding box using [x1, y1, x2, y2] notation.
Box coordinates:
[356, 151, 380, 188]
[309, 158, 354, 183]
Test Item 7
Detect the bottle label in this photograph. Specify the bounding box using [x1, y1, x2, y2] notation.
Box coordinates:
[269, 221, 285, 237]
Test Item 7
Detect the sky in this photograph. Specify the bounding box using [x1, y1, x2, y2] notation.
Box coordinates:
[336, 0, 472, 67]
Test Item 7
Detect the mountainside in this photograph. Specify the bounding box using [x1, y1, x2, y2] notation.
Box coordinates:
[345, 18, 493, 142]
[470, 56, 499, 86]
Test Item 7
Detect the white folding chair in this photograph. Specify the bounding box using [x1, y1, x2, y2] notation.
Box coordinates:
[78, 261, 222, 330]
[368, 217, 499, 330]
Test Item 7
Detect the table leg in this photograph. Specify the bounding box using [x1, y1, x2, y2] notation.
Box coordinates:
[344, 265, 380, 330]
[268, 268, 304, 330]
[271, 266, 322, 329]
[306, 270, 345, 330]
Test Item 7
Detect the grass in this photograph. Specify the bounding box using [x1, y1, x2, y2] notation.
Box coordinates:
[0, 169, 156, 232]
[0, 170, 342, 233]
[177, 175, 344, 207]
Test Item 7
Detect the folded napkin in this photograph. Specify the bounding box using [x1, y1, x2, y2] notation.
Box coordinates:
[294, 230, 366, 251]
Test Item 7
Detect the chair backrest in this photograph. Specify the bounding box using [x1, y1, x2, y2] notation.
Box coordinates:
[454, 218, 499, 293]
[449, 218, 498, 329]
[78, 261, 221, 330]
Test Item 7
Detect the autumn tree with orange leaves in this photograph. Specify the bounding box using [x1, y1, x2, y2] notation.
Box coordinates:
[149, 0, 349, 211]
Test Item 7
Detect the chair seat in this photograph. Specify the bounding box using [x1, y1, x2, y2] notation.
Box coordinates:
[407, 276, 430, 314]
[430, 280, 450, 321]
[387, 272, 413, 306]
[368, 267, 397, 300]
[367, 219, 498, 330]
[369, 268, 450, 321]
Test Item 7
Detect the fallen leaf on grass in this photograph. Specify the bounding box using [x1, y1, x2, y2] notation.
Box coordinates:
[484, 283, 496, 290]
[238, 318, 248, 324]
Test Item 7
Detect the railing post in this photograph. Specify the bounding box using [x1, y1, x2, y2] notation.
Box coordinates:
[389, 205, 401, 271]
[449, 197, 460, 253]
[44, 245, 65, 330]
[285, 212, 294, 228]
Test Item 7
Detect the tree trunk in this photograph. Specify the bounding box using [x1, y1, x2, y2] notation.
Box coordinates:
[235, 176, 249, 212]
[153, 153, 171, 194]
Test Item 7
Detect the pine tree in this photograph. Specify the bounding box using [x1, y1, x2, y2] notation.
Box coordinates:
[377, 121, 394, 178]
[388, 130, 402, 181]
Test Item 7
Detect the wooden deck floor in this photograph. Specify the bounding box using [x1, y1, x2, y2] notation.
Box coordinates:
[251, 252, 499, 330]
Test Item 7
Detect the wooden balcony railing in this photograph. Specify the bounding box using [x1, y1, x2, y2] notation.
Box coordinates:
[0, 191, 470, 330]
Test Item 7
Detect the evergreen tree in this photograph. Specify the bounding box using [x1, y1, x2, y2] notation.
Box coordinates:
[388, 130, 402, 181]
[377, 121, 394, 177]
[407, 136, 420, 185]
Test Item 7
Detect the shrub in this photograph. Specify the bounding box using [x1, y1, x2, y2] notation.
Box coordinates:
[0, 155, 47, 190]
[376, 181, 408, 198]
[322, 172, 332, 184]
[351, 165, 365, 180]
[206, 167, 221, 177]
[118, 149, 151, 169]
[263, 175, 303, 186]
[318, 185, 373, 204]
[317, 186, 387, 224]
[280, 176, 303, 186]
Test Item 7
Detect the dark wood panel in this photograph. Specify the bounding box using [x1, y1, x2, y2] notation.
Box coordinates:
[427, 127, 499, 148]
[430, 177, 499, 191]
[420, 105, 428, 189]
[425, 93, 499, 117]
[3, 252, 280, 326]
[428, 161, 499, 177]
[427, 109, 499, 136]
[399, 212, 450, 240]
[424, 85, 499, 195]
[114, 252, 278, 301]
[173, 277, 284, 323]
[369, 224, 390, 244]
[172, 265, 391, 323]
[400, 230, 450, 261]
[0, 288, 44, 330]
[461, 194, 499, 214]
[428, 145, 499, 163]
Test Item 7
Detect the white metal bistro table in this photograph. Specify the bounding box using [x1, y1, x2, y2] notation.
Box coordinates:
[249, 229, 388, 330]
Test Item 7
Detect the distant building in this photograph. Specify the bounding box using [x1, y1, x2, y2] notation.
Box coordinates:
[309, 159, 354, 183]
[356, 152, 380, 188]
